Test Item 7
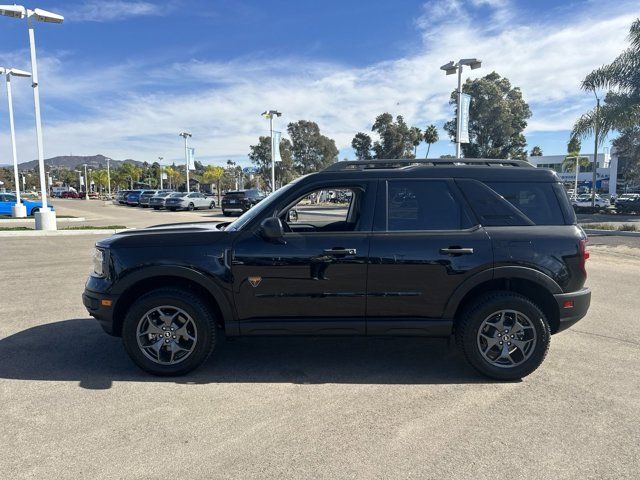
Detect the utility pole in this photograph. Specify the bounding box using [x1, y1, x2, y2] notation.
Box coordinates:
[179, 132, 192, 193]
[158, 156, 164, 189]
[106, 157, 111, 197]
[261, 110, 282, 192]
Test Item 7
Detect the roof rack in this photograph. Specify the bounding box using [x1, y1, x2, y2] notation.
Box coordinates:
[323, 158, 534, 172]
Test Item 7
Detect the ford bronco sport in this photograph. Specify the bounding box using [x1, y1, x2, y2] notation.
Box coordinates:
[83, 159, 591, 380]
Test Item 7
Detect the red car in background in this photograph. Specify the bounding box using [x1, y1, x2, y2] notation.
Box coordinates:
[61, 191, 79, 198]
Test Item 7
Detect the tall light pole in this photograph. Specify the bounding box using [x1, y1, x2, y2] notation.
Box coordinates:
[261, 110, 282, 192]
[591, 91, 600, 207]
[106, 157, 111, 197]
[158, 156, 164, 189]
[0, 5, 64, 230]
[179, 132, 191, 193]
[1, 67, 31, 217]
[83, 163, 89, 200]
[440, 58, 481, 159]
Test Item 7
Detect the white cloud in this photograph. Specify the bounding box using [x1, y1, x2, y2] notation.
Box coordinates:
[0, 0, 637, 165]
[72, 1, 166, 22]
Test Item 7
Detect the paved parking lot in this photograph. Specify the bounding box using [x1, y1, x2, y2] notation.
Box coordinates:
[1, 234, 639, 479]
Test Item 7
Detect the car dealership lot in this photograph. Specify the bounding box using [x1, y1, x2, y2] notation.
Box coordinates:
[1, 234, 639, 479]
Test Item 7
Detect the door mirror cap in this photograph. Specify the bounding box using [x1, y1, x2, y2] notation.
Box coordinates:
[287, 209, 298, 222]
[260, 217, 284, 242]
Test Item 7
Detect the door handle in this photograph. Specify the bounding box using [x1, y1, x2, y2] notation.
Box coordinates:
[323, 248, 357, 256]
[439, 247, 474, 256]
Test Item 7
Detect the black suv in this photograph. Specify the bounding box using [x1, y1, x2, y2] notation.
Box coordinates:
[83, 159, 591, 380]
[221, 188, 266, 216]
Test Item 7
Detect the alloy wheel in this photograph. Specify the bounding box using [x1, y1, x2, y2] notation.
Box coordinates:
[476, 309, 537, 368]
[136, 306, 198, 365]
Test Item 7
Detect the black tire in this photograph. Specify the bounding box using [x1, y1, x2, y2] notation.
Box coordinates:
[169, 207, 176, 211]
[223, 211, 231, 217]
[122, 288, 217, 376]
[153, 206, 160, 210]
[455, 291, 550, 380]
[209, 202, 215, 209]
[188, 203, 195, 211]
[30, 208, 39, 216]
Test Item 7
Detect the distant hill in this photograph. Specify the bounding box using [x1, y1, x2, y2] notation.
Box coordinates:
[11, 154, 143, 172]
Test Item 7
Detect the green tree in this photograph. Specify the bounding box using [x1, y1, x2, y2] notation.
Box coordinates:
[248, 136, 295, 190]
[409, 126, 422, 157]
[423, 124, 439, 158]
[371, 113, 415, 159]
[530, 146, 543, 156]
[287, 120, 339, 174]
[563, 138, 590, 173]
[203, 165, 225, 204]
[443, 72, 531, 159]
[92, 169, 109, 193]
[572, 19, 640, 142]
[351, 132, 373, 160]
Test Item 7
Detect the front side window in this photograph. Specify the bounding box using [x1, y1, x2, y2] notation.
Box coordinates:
[282, 187, 362, 232]
[386, 180, 472, 231]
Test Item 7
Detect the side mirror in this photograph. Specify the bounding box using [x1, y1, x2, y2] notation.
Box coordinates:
[287, 209, 298, 222]
[260, 217, 284, 242]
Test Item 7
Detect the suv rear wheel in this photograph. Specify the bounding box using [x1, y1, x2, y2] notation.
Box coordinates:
[122, 288, 217, 376]
[455, 292, 550, 380]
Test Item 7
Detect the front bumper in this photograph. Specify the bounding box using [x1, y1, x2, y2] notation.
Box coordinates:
[83, 288, 120, 336]
[554, 288, 591, 332]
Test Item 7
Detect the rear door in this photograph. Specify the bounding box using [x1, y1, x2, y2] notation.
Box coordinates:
[366, 178, 492, 333]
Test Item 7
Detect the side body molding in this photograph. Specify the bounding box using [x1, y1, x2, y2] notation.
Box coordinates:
[442, 266, 563, 319]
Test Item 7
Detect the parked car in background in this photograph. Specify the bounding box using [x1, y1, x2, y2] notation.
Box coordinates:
[125, 190, 144, 206]
[571, 194, 609, 210]
[114, 190, 132, 205]
[221, 188, 266, 216]
[61, 191, 79, 199]
[615, 194, 640, 214]
[148, 191, 175, 210]
[0, 193, 55, 216]
[138, 190, 170, 208]
[164, 192, 215, 211]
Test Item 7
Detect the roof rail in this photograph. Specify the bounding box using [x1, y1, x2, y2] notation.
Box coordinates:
[323, 158, 534, 172]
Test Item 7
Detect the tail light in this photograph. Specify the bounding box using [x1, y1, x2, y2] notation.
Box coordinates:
[579, 239, 589, 277]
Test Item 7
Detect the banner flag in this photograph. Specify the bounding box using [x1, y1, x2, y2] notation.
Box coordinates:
[273, 131, 282, 163]
[459, 93, 471, 144]
[187, 147, 196, 171]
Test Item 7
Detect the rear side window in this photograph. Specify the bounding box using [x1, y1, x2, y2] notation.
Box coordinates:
[386, 180, 472, 231]
[456, 179, 531, 226]
[487, 182, 565, 225]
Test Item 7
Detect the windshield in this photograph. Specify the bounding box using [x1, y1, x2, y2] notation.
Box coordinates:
[225, 178, 306, 231]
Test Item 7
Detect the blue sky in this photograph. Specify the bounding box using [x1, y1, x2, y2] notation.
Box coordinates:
[0, 0, 637, 167]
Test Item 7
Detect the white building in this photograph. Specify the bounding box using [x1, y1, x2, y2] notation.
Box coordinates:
[526, 150, 618, 195]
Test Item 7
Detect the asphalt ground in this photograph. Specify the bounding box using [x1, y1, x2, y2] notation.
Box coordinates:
[0, 232, 638, 479]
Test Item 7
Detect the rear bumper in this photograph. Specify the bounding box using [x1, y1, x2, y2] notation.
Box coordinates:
[83, 289, 120, 336]
[554, 288, 591, 332]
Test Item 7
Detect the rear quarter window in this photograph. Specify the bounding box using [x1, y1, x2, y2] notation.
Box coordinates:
[486, 182, 566, 225]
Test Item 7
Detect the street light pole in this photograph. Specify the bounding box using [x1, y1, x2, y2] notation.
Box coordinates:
[0, 5, 64, 229]
[158, 156, 164, 189]
[591, 92, 600, 207]
[106, 157, 111, 197]
[440, 58, 482, 159]
[179, 132, 191, 193]
[2, 67, 31, 217]
[261, 110, 282, 192]
[83, 163, 88, 200]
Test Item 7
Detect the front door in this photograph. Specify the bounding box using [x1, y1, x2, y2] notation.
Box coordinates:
[366, 179, 493, 334]
[231, 182, 375, 335]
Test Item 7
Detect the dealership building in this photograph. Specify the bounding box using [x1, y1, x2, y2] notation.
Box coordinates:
[527, 150, 619, 195]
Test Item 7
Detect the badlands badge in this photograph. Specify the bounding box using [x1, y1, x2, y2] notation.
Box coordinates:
[248, 276, 262, 288]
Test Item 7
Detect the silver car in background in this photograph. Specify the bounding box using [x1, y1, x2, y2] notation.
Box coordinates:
[164, 192, 216, 211]
[148, 191, 175, 210]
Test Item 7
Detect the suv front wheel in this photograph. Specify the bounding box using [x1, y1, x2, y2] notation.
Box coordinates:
[455, 292, 550, 380]
[122, 288, 217, 376]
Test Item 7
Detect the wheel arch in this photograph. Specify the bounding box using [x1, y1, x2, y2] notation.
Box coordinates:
[445, 267, 562, 333]
[111, 267, 234, 337]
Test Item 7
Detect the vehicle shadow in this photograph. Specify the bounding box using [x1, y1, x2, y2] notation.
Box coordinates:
[0, 319, 494, 390]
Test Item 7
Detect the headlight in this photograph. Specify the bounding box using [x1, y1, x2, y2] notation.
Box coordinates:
[93, 248, 105, 277]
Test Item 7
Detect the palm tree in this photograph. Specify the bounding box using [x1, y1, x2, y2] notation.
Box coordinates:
[92, 169, 108, 194]
[409, 126, 422, 157]
[572, 18, 640, 141]
[202, 165, 225, 205]
[423, 124, 439, 158]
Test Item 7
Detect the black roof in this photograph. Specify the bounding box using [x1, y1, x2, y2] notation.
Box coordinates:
[317, 158, 559, 182]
